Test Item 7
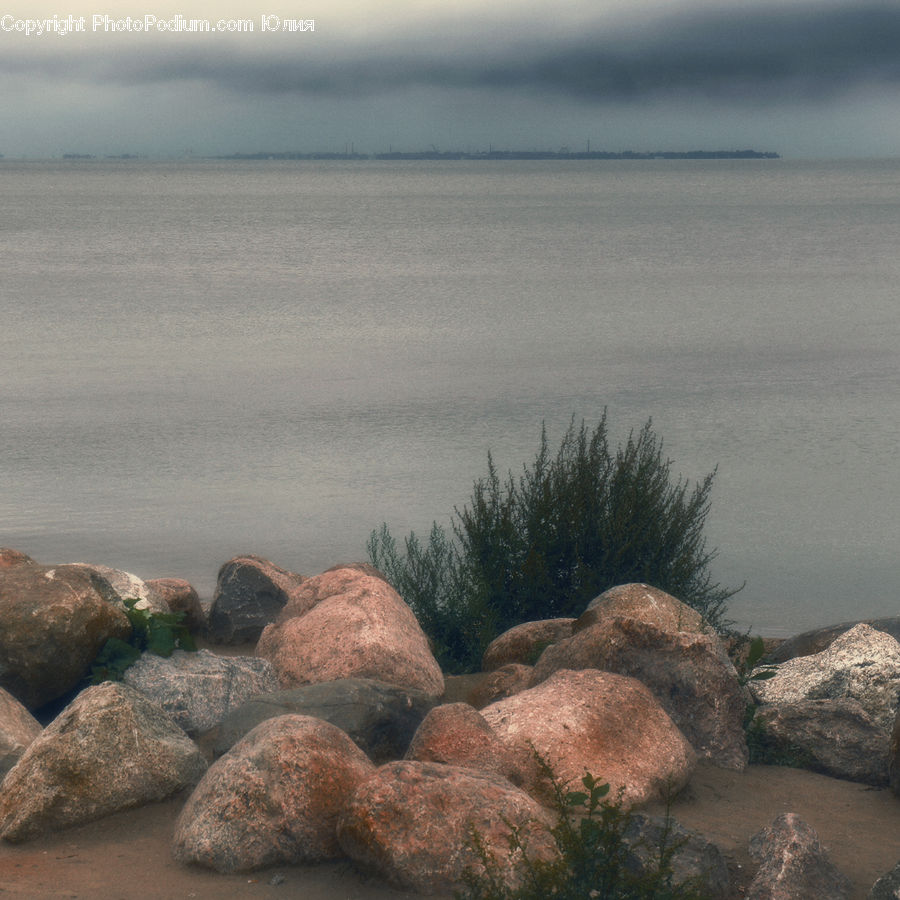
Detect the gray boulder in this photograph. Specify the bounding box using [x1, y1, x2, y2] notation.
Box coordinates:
[0, 686, 42, 776]
[66, 562, 170, 615]
[173, 714, 375, 872]
[207, 555, 305, 644]
[212, 677, 437, 763]
[0, 682, 207, 842]
[752, 699, 889, 785]
[770, 617, 900, 664]
[870, 860, 900, 899]
[751, 623, 900, 732]
[123, 649, 278, 736]
[747, 812, 850, 900]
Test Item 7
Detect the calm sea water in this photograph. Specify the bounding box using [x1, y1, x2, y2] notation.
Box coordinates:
[2, 157, 899, 636]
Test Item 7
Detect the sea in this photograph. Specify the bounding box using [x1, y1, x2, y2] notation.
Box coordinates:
[2, 156, 899, 637]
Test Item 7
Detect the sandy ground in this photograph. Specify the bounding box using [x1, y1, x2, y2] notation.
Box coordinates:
[2, 762, 900, 899]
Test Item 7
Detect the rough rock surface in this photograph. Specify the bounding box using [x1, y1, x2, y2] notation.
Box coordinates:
[123, 649, 278, 736]
[753, 699, 890, 785]
[467, 664, 533, 709]
[770, 617, 900, 664]
[173, 715, 375, 872]
[887, 705, 900, 797]
[869, 860, 900, 899]
[146, 578, 206, 631]
[481, 668, 696, 809]
[751, 624, 900, 732]
[337, 760, 556, 895]
[0, 555, 131, 709]
[212, 678, 437, 763]
[207, 555, 306, 644]
[0, 682, 207, 842]
[574, 582, 706, 634]
[747, 812, 851, 900]
[0, 686, 42, 776]
[481, 619, 575, 671]
[531, 616, 748, 770]
[257, 566, 444, 698]
[404, 702, 522, 784]
[66, 562, 170, 615]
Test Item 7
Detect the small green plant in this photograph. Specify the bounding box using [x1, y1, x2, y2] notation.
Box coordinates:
[735, 636, 778, 686]
[458, 755, 708, 900]
[90, 597, 196, 683]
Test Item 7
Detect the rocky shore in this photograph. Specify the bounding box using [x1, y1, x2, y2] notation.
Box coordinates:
[3, 548, 900, 898]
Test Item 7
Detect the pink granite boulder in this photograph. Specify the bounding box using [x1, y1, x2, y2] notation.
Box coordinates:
[467, 664, 534, 709]
[481, 618, 575, 671]
[574, 582, 707, 633]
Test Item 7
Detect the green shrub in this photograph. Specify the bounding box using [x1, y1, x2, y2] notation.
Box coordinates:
[369, 413, 739, 673]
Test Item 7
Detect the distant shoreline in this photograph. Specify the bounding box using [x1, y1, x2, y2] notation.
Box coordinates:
[216, 149, 780, 161]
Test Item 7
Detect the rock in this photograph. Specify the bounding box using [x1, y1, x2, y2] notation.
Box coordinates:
[122, 649, 278, 736]
[146, 578, 206, 632]
[257, 566, 444, 698]
[625, 813, 731, 899]
[481, 668, 696, 809]
[207, 555, 305, 644]
[404, 703, 522, 784]
[0, 549, 35, 569]
[0, 687, 42, 777]
[574, 582, 706, 634]
[747, 812, 851, 900]
[770, 617, 900, 664]
[752, 699, 889, 785]
[212, 678, 437, 763]
[870, 860, 900, 899]
[887, 706, 900, 797]
[481, 619, 575, 671]
[173, 715, 375, 872]
[467, 664, 533, 709]
[0, 557, 132, 709]
[531, 617, 748, 770]
[751, 623, 900, 732]
[0, 682, 206, 842]
[65, 562, 170, 615]
[337, 760, 556, 895]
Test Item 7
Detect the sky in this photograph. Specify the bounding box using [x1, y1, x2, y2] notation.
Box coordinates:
[2, 0, 900, 158]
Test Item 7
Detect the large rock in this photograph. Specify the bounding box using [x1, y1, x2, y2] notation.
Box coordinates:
[337, 760, 556, 895]
[467, 664, 534, 709]
[870, 860, 900, 899]
[481, 668, 696, 809]
[770, 617, 900, 664]
[0, 555, 132, 709]
[531, 616, 748, 770]
[173, 715, 375, 872]
[257, 566, 444, 698]
[66, 562, 170, 615]
[123, 649, 278, 736]
[404, 703, 522, 784]
[146, 578, 206, 632]
[207, 555, 306, 644]
[574, 582, 706, 634]
[752, 699, 890, 785]
[747, 813, 851, 900]
[481, 619, 575, 671]
[751, 623, 900, 732]
[212, 678, 437, 763]
[0, 687, 42, 777]
[0, 682, 206, 842]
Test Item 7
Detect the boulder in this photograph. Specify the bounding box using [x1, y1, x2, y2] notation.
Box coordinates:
[747, 813, 851, 900]
[257, 566, 444, 698]
[0, 557, 132, 709]
[870, 860, 900, 899]
[122, 649, 278, 736]
[887, 705, 900, 797]
[212, 678, 437, 763]
[146, 578, 206, 632]
[751, 624, 900, 732]
[770, 617, 900, 664]
[173, 715, 375, 872]
[0, 682, 206, 842]
[207, 555, 305, 644]
[531, 617, 748, 770]
[0, 687, 42, 777]
[481, 668, 696, 809]
[481, 619, 575, 671]
[65, 562, 170, 615]
[404, 703, 522, 784]
[467, 664, 533, 709]
[574, 582, 706, 634]
[752, 699, 889, 785]
[337, 760, 556, 895]
[0, 549, 35, 569]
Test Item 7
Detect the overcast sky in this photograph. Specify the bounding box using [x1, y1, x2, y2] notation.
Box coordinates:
[2, 0, 900, 158]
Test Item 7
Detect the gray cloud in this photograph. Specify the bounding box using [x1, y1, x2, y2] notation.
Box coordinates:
[5, 4, 900, 104]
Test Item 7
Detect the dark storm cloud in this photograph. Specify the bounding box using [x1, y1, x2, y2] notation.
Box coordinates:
[6, 3, 900, 103]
